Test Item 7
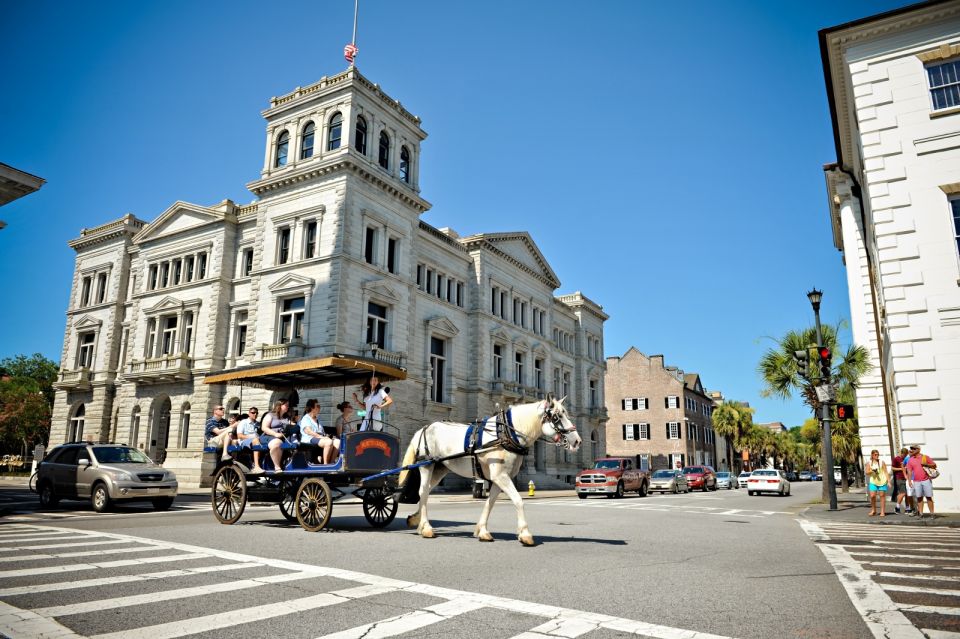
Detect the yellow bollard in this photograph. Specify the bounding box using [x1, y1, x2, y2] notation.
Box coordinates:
[528, 480, 535, 497]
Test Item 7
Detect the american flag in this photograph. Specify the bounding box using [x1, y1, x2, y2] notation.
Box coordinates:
[344, 43, 358, 64]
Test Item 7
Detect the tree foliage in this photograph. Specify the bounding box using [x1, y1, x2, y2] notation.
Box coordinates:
[0, 353, 57, 457]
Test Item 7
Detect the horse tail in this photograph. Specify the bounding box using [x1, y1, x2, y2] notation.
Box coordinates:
[398, 428, 423, 488]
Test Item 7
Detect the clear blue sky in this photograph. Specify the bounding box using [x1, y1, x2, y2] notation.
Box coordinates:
[0, 0, 910, 427]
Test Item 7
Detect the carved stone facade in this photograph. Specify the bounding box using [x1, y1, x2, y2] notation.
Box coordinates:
[52, 67, 607, 487]
[821, 1, 960, 510]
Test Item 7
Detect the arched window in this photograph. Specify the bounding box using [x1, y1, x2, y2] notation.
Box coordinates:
[179, 402, 191, 448]
[399, 146, 410, 183]
[300, 122, 315, 160]
[327, 112, 342, 150]
[130, 406, 141, 448]
[355, 116, 367, 155]
[378, 131, 390, 169]
[70, 404, 86, 442]
[274, 131, 289, 167]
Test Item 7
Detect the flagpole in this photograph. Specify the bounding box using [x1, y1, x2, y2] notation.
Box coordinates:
[343, 0, 359, 66]
[352, 0, 359, 48]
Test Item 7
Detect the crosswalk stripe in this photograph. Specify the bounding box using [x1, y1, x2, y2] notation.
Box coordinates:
[0, 600, 83, 639]
[922, 629, 960, 638]
[882, 583, 960, 596]
[34, 569, 322, 617]
[843, 550, 960, 562]
[823, 538, 960, 548]
[836, 543, 960, 555]
[0, 538, 130, 552]
[0, 552, 210, 578]
[512, 616, 602, 639]
[862, 561, 960, 570]
[0, 543, 163, 563]
[0, 561, 263, 596]
[874, 571, 960, 583]
[88, 584, 397, 639]
[899, 604, 960, 616]
[314, 597, 487, 639]
[0, 532, 75, 542]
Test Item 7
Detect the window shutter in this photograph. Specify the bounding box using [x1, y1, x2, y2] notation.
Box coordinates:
[621, 399, 626, 411]
[666, 424, 670, 439]
[632, 424, 639, 440]
[665, 397, 669, 409]
[622, 424, 627, 440]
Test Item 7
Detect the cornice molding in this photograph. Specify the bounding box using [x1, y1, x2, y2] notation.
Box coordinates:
[940, 182, 960, 195]
[68, 214, 145, 251]
[917, 42, 960, 62]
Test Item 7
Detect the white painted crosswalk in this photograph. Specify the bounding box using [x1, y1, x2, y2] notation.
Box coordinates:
[800, 519, 960, 639]
[0, 522, 734, 639]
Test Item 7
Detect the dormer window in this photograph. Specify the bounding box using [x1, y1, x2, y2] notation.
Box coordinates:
[327, 112, 342, 150]
[300, 122, 315, 159]
[378, 131, 390, 169]
[355, 115, 367, 155]
[399, 146, 410, 183]
[275, 131, 289, 167]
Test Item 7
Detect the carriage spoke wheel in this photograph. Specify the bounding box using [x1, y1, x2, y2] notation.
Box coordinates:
[296, 478, 332, 532]
[278, 480, 300, 522]
[362, 486, 398, 528]
[212, 464, 246, 525]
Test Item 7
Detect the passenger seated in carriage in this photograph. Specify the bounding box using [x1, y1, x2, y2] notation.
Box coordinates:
[236, 406, 263, 473]
[259, 399, 293, 472]
[299, 399, 339, 464]
[334, 401, 355, 434]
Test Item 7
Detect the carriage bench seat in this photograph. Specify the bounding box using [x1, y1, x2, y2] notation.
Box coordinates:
[204, 441, 299, 455]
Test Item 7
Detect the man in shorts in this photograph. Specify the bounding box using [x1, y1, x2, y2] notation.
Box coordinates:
[891, 447, 910, 514]
[236, 407, 263, 473]
[905, 445, 937, 519]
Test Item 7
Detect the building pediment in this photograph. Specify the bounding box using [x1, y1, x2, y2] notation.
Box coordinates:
[72, 315, 103, 330]
[144, 295, 202, 314]
[490, 327, 510, 343]
[461, 232, 560, 289]
[362, 279, 401, 303]
[425, 315, 460, 337]
[268, 273, 315, 294]
[133, 201, 233, 244]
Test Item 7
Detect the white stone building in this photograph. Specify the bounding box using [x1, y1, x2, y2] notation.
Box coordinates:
[820, 0, 960, 511]
[52, 66, 608, 487]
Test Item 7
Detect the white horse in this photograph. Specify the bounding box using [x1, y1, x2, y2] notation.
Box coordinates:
[398, 396, 581, 546]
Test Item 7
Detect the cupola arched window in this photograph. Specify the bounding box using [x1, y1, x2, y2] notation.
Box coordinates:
[300, 122, 315, 160]
[355, 115, 367, 155]
[274, 131, 289, 167]
[378, 131, 390, 169]
[327, 112, 342, 150]
[399, 146, 410, 183]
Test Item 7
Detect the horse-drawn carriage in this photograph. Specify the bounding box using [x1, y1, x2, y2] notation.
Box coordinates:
[202, 355, 407, 532]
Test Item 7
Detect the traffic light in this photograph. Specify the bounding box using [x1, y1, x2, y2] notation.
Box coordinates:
[835, 403, 855, 420]
[793, 349, 810, 379]
[817, 346, 832, 380]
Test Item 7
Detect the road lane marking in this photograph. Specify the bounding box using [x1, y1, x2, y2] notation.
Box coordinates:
[873, 571, 960, 583]
[0, 552, 210, 579]
[898, 605, 960, 616]
[314, 597, 487, 639]
[0, 544, 165, 563]
[882, 583, 960, 596]
[0, 600, 83, 639]
[0, 561, 263, 596]
[0, 539, 131, 552]
[799, 519, 924, 639]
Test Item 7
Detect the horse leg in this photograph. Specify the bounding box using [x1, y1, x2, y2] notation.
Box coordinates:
[474, 481, 501, 542]
[416, 466, 449, 538]
[492, 472, 534, 546]
[406, 465, 430, 529]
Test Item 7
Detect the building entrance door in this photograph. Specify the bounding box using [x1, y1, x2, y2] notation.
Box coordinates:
[149, 397, 171, 463]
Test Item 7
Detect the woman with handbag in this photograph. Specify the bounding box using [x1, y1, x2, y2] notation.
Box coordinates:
[867, 449, 891, 517]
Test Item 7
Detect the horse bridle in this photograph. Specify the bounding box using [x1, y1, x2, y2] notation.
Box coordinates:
[542, 403, 578, 446]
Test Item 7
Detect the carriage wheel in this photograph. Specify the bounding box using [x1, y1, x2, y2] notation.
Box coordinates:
[212, 464, 246, 525]
[278, 479, 300, 522]
[362, 486, 398, 528]
[296, 478, 332, 532]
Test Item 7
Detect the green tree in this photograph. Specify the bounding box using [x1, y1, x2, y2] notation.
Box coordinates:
[711, 400, 754, 472]
[0, 353, 58, 460]
[757, 323, 872, 499]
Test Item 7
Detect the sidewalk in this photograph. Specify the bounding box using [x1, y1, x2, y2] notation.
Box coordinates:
[801, 486, 960, 527]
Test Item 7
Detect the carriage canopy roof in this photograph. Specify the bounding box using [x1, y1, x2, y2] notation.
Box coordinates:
[203, 354, 406, 390]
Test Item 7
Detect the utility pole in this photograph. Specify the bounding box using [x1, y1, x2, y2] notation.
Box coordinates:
[808, 288, 838, 511]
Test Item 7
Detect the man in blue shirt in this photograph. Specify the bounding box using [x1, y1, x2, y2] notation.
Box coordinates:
[204, 405, 234, 461]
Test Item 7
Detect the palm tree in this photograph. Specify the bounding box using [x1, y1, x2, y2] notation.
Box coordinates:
[711, 400, 754, 472]
[738, 426, 768, 471]
[758, 322, 872, 501]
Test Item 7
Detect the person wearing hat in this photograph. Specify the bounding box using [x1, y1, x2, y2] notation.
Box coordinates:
[905, 445, 938, 518]
[890, 447, 912, 515]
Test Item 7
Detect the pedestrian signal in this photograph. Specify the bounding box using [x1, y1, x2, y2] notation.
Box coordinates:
[835, 403, 855, 420]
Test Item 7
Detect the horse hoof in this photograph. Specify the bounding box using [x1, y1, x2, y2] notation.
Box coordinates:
[406, 514, 420, 528]
[478, 532, 494, 542]
[519, 534, 535, 546]
[421, 527, 436, 539]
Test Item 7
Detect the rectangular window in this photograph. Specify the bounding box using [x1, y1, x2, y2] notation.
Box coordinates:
[953, 199, 960, 260]
[562, 371, 570, 399]
[160, 262, 170, 288]
[639, 454, 650, 471]
[623, 424, 637, 441]
[160, 316, 178, 356]
[235, 311, 248, 357]
[553, 367, 560, 395]
[639, 423, 649, 440]
[184, 256, 194, 283]
[145, 318, 157, 357]
[181, 311, 194, 354]
[437, 274, 444, 299]
[172, 259, 183, 286]
[387, 237, 397, 274]
[667, 422, 680, 439]
[304, 222, 318, 259]
[493, 344, 503, 379]
[621, 398, 648, 411]
[278, 227, 291, 265]
[80, 276, 92, 307]
[95, 272, 108, 304]
[76, 332, 95, 368]
[417, 264, 424, 289]
[456, 282, 464, 307]
[513, 298, 520, 325]
[197, 253, 207, 279]
[515, 352, 524, 384]
[491, 286, 498, 314]
[670, 453, 684, 469]
[521, 302, 527, 328]
[430, 337, 445, 402]
[665, 396, 679, 409]
[242, 248, 254, 277]
[366, 301, 387, 348]
[500, 291, 507, 319]
[148, 265, 158, 290]
[446, 279, 453, 303]
[534, 358, 543, 390]
[364, 227, 377, 265]
[426, 269, 433, 294]
[279, 296, 305, 344]
[589, 380, 597, 408]
[928, 59, 960, 111]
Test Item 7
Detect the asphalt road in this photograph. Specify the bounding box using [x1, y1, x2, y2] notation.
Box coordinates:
[0, 481, 873, 639]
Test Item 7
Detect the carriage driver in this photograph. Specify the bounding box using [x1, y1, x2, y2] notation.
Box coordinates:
[236, 407, 263, 473]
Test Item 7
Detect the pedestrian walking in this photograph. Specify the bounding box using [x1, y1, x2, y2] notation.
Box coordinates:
[891, 447, 910, 514]
[867, 449, 890, 517]
[905, 445, 938, 519]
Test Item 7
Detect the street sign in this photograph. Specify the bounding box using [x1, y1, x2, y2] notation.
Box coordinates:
[34, 444, 45, 460]
[815, 384, 837, 404]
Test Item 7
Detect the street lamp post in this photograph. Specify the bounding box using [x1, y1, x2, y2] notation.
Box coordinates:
[807, 288, 838, 511]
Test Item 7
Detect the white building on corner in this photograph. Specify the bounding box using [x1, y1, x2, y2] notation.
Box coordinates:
[52, 66, 607, 488]
[820, 0, 960, 511]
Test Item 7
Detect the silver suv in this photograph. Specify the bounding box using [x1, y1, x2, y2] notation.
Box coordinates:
[35, 443, 178, 512]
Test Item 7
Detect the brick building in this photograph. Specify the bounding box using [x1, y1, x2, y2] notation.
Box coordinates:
[604, 348, 717, 471]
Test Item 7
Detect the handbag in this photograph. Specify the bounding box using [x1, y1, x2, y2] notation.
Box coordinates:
[926, 467, 940, 479]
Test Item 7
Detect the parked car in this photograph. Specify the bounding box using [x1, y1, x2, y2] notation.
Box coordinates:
[785, 471, 799, 482]
[575, 457, 650, 498]
[737, 471, 752, 489]
[811, 471, 823, 481]
[747, 469, 791, 496]
[681, 465, 717, 491]
[715, 471, 736, 489]
[798, 471, 813, 482]
[35, 443, 178, 512]
[649, 469, 689, 494]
